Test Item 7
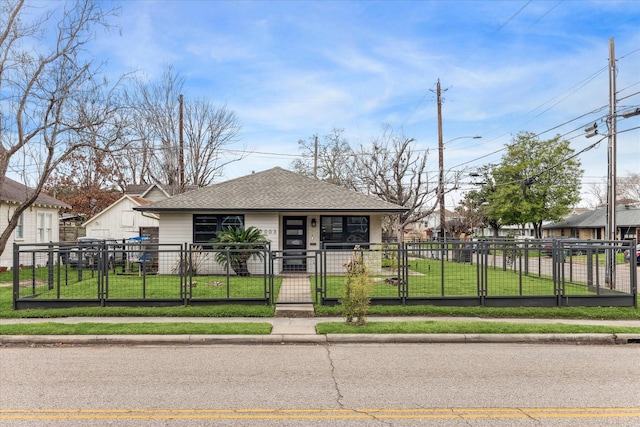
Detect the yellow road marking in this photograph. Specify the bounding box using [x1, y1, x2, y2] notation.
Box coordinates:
[1, 407, 639, 420]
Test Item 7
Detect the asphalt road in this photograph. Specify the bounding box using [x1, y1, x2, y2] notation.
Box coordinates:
[1, 343, 639, 426]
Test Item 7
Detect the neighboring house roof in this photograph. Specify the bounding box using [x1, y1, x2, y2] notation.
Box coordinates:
[568, 207, 591, 216]
[136, 167, 408, 213]
[83, 195, 158, 227]
[140, 185, 171, 200]
[125, 183, 197, 197]
[544, 204, 640, 229]
[0, 177, 70, 209]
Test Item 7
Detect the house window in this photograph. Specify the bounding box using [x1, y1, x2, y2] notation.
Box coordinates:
[193, 214, 244, 245]
[320, 216, 369, 247]
[15, 214, 24, 239]
[37, 212, 52, 243]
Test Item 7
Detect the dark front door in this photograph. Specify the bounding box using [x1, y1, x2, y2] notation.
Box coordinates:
[282, 217, 306, 272]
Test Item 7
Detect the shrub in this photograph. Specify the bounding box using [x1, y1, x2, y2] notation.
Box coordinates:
[342, 246, 375, 325]
[212, 227, 269, 276]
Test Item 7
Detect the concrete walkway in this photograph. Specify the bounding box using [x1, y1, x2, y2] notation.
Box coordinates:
[274, 274, 315, 318]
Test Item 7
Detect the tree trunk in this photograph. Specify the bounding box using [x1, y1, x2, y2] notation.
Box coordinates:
[231, 258, 250, 276]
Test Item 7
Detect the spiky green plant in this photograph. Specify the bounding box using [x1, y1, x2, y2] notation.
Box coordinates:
[212, 227, 269, 276]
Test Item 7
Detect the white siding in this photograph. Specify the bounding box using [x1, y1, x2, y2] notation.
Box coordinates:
[0, 203, 61, 268]
[158, 212, 192, 245]
[246, 213, 279, 249]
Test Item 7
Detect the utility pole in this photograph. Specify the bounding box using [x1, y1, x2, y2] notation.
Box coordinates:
[179, 94, 185, 194]
[606, 37, 617, 288]
[313, 135, 318, 179]
[437, 80, 446, 242]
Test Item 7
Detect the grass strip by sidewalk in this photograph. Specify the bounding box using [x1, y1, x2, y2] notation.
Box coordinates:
[2, 320, 640, 336]
[316, 321, 640, 335]
[0, 322, 272, 335]
[314, 304, 640, 320]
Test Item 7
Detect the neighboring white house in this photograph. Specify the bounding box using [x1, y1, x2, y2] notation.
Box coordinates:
[0, 177, 70, 269]
[135, 167, 407, 274]
[81, 183, 178, 242]
[83, 195, 160, 241]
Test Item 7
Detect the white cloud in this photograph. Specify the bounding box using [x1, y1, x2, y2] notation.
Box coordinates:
[84, 0, 640, 195]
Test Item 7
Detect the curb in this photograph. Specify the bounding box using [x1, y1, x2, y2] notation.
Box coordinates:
[2, 333, 639, 346]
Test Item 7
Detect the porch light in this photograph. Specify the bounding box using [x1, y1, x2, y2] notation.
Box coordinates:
[311, 218, 317, 228]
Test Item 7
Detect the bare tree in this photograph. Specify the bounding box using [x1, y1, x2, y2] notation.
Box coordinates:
[618, 172, 640, 203]
[291, 128, 356, 188]
[125, 66, 184, 190]
[353, 125, 460, 242]
[184, 99, 242, 187]
[0, 0, 125, 256]
[587, 181, 607, 208]
[127, 65, 243, 191]
[454, 196, 485, 237]
[587, 172, 639, 208]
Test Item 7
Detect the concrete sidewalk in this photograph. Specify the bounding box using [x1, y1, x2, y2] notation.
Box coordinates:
[2, 316, 640, 346]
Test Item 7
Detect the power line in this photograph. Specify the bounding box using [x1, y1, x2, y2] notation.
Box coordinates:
[493, 0, 532, 33]
[618, 90, 640, 102]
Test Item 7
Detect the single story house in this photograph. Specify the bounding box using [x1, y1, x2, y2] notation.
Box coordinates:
[543, 203, 639, 241]
[135, 167, 407, 274]
[0, 177, 70, 268]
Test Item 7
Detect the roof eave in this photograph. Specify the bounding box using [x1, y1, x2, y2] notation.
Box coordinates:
[134, 207, 408, 213]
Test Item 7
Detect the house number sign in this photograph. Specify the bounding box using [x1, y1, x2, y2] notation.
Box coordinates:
[261, 228, 277, 236]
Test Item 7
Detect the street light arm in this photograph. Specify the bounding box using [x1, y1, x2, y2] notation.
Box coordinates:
[443, 135, 482, 145]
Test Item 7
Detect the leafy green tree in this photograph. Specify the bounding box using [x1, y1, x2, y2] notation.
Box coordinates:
[489, 132, 582, 238]
[461, 165, 502, 237]
[212, 227, 269, 276]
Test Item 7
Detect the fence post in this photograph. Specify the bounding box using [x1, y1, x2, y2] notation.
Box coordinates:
[12, 243, 19, 309]
[631, 240, 638, 308]
[182, 244, 189, 305]
[48, 243, 54, 290]
[478, 241, 487, 305]
[99, 241, 107, 303]
[440, 241, 445, 296]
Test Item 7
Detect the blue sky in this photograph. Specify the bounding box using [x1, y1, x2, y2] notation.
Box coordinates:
[71, 1, 640, 205]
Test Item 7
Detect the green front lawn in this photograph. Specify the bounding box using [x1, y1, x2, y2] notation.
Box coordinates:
[316, 320, 640, 334]
[323, 258, 596, 298]
[0, 322, 272, 335]
[2, 260, 637, 321]
[6, 267, 280, 300]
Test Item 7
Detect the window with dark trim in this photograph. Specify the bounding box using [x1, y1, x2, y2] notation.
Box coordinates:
[320, 216, 369, 248]
[193, 214, 244, 245]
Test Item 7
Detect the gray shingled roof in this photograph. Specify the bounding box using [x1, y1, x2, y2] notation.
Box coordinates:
[544, 204, 640, 229]
[1, 177, 70, 208]
[136, 167, 407, 213]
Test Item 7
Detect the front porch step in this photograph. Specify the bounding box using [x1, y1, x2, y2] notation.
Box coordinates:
[275, 304, 315, 318]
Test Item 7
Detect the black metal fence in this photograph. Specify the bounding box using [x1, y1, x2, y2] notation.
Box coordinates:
[11, 239, 638, 309]
[316, 240, 638, 308]
[12, 242, 273, 309]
